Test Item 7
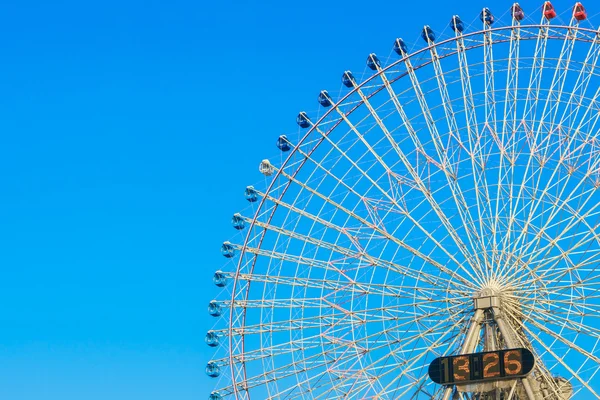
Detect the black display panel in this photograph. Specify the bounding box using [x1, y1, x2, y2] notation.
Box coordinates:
[428, 348, 535, 385]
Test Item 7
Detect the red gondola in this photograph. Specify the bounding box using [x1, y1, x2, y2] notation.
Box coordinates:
[543, 1, 557, 20]
[573, 2, 587, 21]
[512, 3, 525, 21]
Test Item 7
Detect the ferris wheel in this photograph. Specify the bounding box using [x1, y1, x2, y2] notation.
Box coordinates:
[206, 2, 600, 399]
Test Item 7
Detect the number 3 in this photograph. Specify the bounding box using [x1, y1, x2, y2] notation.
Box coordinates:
[453, 356, 469, 381]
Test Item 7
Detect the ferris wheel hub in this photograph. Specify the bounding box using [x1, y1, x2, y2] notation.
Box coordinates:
[474, 289, 501, 310]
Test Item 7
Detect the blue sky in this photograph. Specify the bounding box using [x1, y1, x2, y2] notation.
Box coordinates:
[0, 0, 587, 399]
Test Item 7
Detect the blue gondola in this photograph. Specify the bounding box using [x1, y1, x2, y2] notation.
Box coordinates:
[221, 241, 235, 258]
[450, 15, 464, 33]
[208, 300, 222, 317]
[244, 186, 258, 202]
[277, 135, 291, 152]
[366, 53, 380, 70]
[342, 71, 355, 88]
[318, 90, 332, 107]
[209, 392, 223, 400]
[231, 213, 245, 230]
[205, 362, 221, 378]
[296, 112, 310, 128]
[213, 270, 227, 287]
[480, 8, 494, 25]
[421, 25, 435, 43]
[393, 38, 408, 56]
[205, 330, 220, 347]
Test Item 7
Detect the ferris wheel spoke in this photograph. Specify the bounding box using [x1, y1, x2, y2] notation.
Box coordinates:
[427, 34, 497, 274]
[520, 229, 600, 285]
[509, 188, 600, 282]
[333, 73, 487, 281]
[243, 214, 459, 289]
[499, 18, 551, 261]
[370, 314, 468, 394]
[396, 43, 496, 279]
[479, 22, 500, 276]
[495, 18, 523, 268]
[209, 19, 600, 399]
[523, 305, 600, 343]
[228, 309, 465, 397]
[329, 314, 466, 396]
[505, 35, 600, 266]
[518, 319, 600, 398]
[283, 124, 472, 270]
[502, 162, 600, 281]
[252, 186, 473, 288]
[455, 27, 508, 274]
[520, 312, 600, 366]
[232, 271, 468, 302]
[269, 165, 481, 287]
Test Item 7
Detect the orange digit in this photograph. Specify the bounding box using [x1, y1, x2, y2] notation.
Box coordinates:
[453, 356, 470, 381]
[483, 352, 500, 378]
[504, 350, 522, 375]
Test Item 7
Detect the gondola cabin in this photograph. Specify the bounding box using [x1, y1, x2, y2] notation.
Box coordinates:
[277, 135, 291, 152]
[543, 1, 557, 19]
[342, 71, 355, 87]
[244, 186, 258, 202]
[393, 38, 408, 56]
[296, 112, 310, 128]
[213, 270, 228, 287]
[512, 3, 525, 21]
[366, 53, 381, 70]
[574, 2, 587, 21]
[318, 90, 332, 107]
[421, 26, 435, 43]
[450, 15, 464, 33]
[208, 300, 222, 317]
[221, 241, 235, 258]
[231, 213, 245, 230]
[205, 362, 221, 378]
[480, 8, 494, 25]
[205, 331, 220, 347]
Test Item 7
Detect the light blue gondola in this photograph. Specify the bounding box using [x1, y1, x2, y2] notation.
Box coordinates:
[205, 330, 220, 347]
[213, 270, 227, 287]
[244, 186, 258, 202]
[205, 362, 220, 378]
[208, 300, 222, 317]
[231, 213, 245, 230]
[221, 241, 235, 258]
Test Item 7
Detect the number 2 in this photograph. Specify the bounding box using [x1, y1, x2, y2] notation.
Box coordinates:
[483, 352, 500, 378]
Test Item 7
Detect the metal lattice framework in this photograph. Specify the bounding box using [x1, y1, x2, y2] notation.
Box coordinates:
[207, 5, 600, 400]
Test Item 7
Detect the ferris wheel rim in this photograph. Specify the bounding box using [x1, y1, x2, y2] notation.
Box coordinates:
[215, 17, 600, 400]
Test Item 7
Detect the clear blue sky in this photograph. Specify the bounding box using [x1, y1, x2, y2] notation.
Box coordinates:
[0, 1, 583, 399]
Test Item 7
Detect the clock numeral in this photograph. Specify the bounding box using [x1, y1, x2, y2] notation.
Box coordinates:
[483, 352, 501, 378]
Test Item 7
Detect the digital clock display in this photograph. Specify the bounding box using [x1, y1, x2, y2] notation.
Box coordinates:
[428, 348, 535, 385]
